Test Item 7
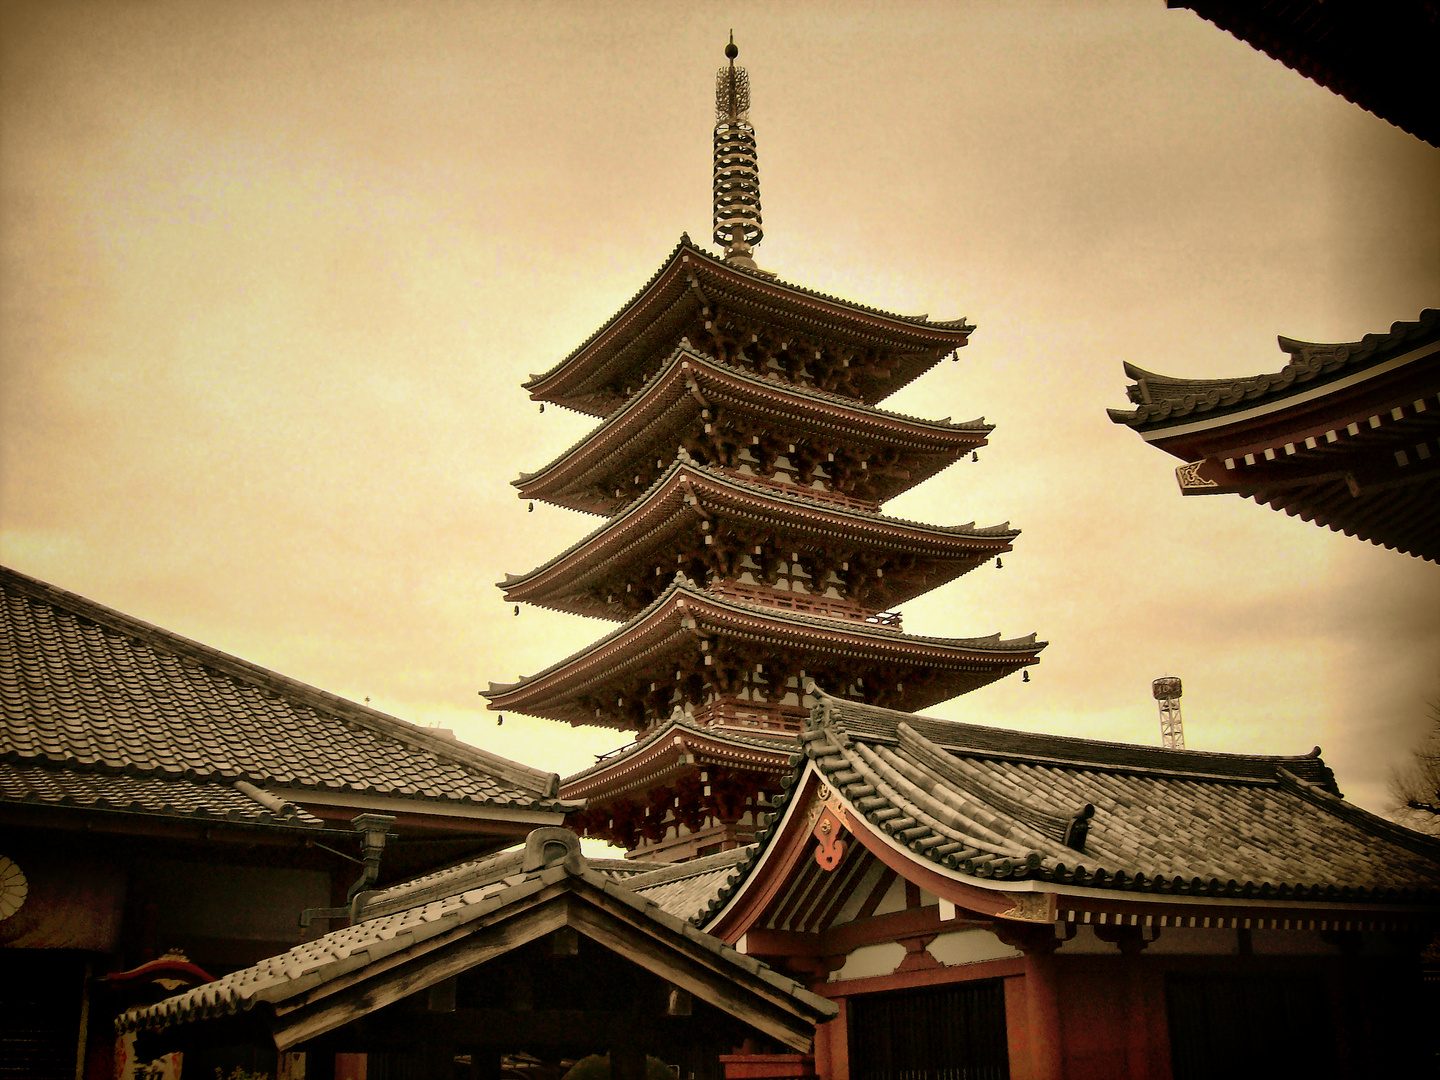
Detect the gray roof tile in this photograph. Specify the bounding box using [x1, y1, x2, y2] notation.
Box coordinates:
[118, 830, 834, 1035]
[695, 692, 1440, 925]
[1, 566, 574, 823]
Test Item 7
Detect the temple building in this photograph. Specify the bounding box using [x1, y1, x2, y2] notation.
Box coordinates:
[694, 689, 1440, 1078]
[486, 44, 1043, 861]
[1108, 309, 1439, 562]
[0, 564, 579, 1077]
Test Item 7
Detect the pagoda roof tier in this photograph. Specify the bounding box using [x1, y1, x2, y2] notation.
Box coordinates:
[515, 347, 991, 515]
[524, 236, 976, 417]
[1109, 309, 1440, 561]
[484, 577, 1044, 730]
[561, 716, 795, 805]
[501, 455, 1016, 620]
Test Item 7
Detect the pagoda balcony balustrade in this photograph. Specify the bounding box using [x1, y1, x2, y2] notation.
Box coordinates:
[718, 468, 879, 513]
[592, 702, 804, 765]
[698, 699, 806, 734]
[708, 579, 902, 629]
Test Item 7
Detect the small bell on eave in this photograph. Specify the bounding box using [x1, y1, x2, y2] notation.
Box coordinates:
[539, 403, 545, 413]
[972, 451, 979, 463]
[513, 605, 520, 616]
[1022, 670, 1030, 683]
[497, 714, 504, 726]
[995, 557, 1003, 569]
[528, 502, 535, 512]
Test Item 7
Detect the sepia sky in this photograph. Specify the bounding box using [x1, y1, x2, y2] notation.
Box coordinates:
[2, 1, 1437, 828]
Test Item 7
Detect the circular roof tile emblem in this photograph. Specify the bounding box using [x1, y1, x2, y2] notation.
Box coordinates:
[0, 857, 28, 921]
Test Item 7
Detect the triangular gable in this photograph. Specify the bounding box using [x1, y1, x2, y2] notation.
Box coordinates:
[120, 829, 836, 1057]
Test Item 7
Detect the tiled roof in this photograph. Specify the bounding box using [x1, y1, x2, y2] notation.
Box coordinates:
[0, 759, 325, 828]
[503, 453, 1015, 616]
[491, 575, 1042, 695]
[118, 829, 834, 1035]
[486, 575, 1044, 725]
[1108, 309, 1439, 431]
[523, 235, 975, 411]
[516, 345, 992, 516]
[0, 566, 576, 826]
[693, 691, 1440, 925]
[628, 846, 757, 923]
[562, 714, 795, 791]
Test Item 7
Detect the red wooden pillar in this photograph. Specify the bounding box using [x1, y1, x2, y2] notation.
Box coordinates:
[822, 996, 849, 1080]
[1096, 923, 1159, 1079]
[1002, 976, 1034, 1080]
[1120, 937, 1152, 1079]
[1023, 947, 1064, 1080]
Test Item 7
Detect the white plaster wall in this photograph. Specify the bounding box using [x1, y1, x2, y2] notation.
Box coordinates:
[870, 875, 908, 916]
[829, 941, 908, 981]
[1055, 923, 1114, 954]
[927, 927, 1021, 966]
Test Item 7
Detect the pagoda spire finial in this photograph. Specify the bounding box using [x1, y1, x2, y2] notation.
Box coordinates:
[713, 32, 763, 269]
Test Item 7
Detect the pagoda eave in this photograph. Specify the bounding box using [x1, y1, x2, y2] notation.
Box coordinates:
[560, 719, 794, 804]
[500, 459, 1017, 619]
[514, 347, 991, 515]
[524, 236, 977, 416]
[483, 580, 1043, 729]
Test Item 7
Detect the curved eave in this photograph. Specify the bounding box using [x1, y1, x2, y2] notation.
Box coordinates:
[699, 708, 1440, 938]
[561, 719, 795, 802]
[524, 236, 976, 416]
[1109, 310, 1440, 438]
[502, 460, 1017, 618]
[515, 347, 992, 515]
[484, 580, 1044, 727]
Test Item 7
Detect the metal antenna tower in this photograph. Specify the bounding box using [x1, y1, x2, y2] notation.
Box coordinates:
[1153, 676, 1184, 749]
[713, 32, 763, 269]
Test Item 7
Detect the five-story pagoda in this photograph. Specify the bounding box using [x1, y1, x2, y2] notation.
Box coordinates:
[487, 42, 1043, 861]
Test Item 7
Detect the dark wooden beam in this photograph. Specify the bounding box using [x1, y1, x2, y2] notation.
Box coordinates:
[338, 1008, 706, 1051]
[272, 887, 569, 1049]
[571, 888, 819, 1052]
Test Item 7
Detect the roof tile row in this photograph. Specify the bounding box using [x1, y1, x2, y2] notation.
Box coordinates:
[692, 693, 1440, 926]
[1, 566, 574, 826]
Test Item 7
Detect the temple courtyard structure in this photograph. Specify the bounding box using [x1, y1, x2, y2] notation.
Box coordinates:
[4, 36, 1438, 1080]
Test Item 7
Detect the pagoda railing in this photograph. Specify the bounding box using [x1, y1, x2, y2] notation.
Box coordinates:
[721, 468, 879, 513]
[591, 702, 804, 763]
[709, 580, 902, 629]
[697, 700, 805, 735]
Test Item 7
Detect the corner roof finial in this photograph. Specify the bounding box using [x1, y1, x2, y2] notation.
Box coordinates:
[713, 33, 763, 269]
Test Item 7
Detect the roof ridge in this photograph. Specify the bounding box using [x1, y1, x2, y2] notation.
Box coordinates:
[1275, 767, 1440, 861]
[1110, 308, 1440, 429]
[1, 564, 562, 799]
[524, 236, 976, 395]
[824, 695, 1336, 785]
[625, 844, 756, 889]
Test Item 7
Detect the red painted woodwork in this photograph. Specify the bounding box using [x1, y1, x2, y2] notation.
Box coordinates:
[719, 1054, 816, 1080]
[1024, 949, 1064, 1080]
